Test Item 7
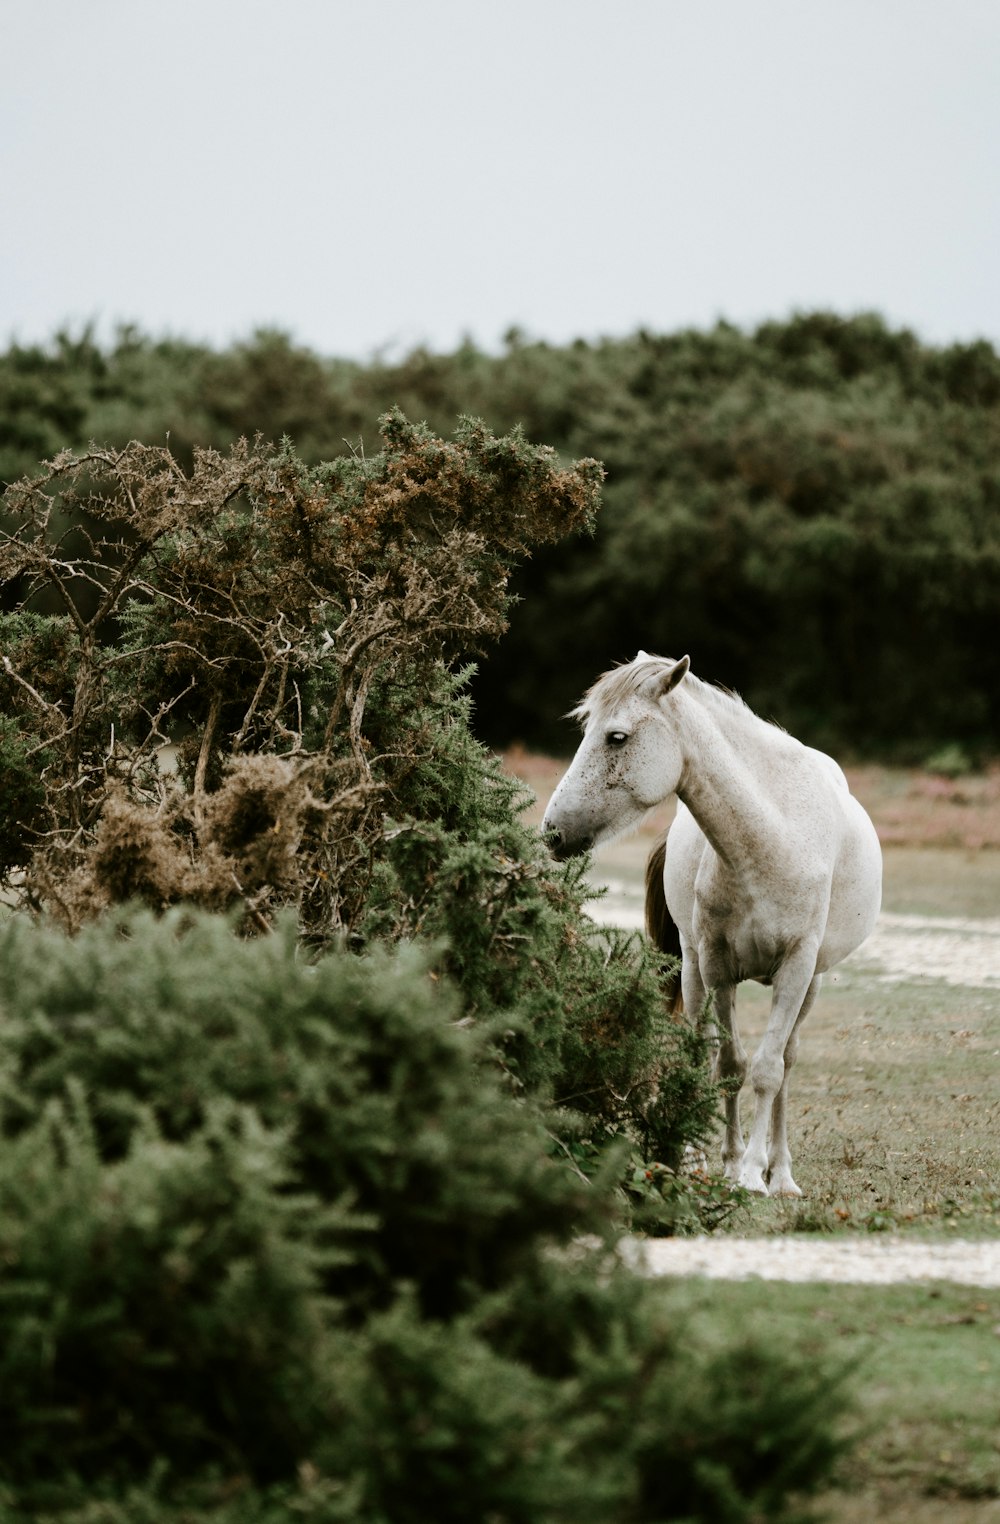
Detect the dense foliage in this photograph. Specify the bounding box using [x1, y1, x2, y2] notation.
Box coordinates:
[2, 313, 998, 755]
[0, 911, 851, 1522]
[0, 390, 857, 1517]
[0, 415, 721, 1168]
[0, 412, 599, 934]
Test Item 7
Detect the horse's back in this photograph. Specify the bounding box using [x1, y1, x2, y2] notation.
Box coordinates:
[806, 744, 849, 791]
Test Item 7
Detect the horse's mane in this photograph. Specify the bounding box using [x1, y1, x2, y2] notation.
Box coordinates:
[571, 655, 785, 740]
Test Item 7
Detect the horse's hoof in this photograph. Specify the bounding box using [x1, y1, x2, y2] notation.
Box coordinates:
[768, 1178, 802, 1198]
[738, 1171, 769, 1195]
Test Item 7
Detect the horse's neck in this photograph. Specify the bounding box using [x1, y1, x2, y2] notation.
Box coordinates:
[673, 691, 785, 873]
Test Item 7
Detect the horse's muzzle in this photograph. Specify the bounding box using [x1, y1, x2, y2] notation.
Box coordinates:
[543, 826, 593, 861]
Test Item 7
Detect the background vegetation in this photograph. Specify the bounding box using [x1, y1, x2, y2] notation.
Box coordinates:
[2, 312, 998, 757]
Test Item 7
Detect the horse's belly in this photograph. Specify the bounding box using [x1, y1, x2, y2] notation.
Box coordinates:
[817, 902, 880, 970]
[819, 807, 883, 967]
[704, 926, 786, 986]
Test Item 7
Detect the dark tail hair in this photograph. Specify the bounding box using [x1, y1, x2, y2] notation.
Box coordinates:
[644, 836, 684, 1014]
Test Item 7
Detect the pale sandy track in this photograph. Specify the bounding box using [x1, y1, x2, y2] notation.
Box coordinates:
[620, 1234, 1000, 1287]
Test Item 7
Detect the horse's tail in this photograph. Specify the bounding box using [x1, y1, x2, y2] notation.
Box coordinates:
[644, 836, 684, 1014]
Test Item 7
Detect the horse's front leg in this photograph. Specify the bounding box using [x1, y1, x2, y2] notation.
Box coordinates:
[766, 975, 821, 1197]
[740, 951, 820, 1196]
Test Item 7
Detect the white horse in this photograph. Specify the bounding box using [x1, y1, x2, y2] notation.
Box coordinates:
[542, 651, 882, 1197]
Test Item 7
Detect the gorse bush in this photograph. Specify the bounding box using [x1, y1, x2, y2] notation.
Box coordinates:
[0, 411, 600, 936]
[0, 912, 852, 1522]
[0, 913, 596, 1328]
[0, 415, 711, 1157]
[0, 411, 851, 1516]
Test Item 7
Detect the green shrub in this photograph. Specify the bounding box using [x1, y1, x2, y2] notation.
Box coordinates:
[0, 913, 597, 1328]
[924, 741, 975, 778]
[0, 716, 51, 868]
[0, 912, 852, 1522]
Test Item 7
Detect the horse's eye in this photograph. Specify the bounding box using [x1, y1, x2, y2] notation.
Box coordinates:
[606, 730, 628, 747]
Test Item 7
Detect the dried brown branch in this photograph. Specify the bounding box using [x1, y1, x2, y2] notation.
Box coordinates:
[0, 412, 602, 935]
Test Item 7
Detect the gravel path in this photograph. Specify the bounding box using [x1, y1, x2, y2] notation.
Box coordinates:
[621, 1234, 1000, 1287]
[861, 910, 1000, 987]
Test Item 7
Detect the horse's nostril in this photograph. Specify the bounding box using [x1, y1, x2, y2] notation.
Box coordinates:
[544, 827, 591, 861]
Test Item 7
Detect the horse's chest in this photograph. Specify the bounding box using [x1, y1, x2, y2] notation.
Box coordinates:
[692, 887, 795, 985]
[700, 921, 782, 984]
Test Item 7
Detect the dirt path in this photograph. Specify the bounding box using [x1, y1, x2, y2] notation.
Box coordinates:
[621, 1234, 1000, 1286]
[861, 911, 1000, 987]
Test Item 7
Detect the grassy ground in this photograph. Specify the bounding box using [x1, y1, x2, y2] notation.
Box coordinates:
[656, 1277, 1000, 1518]
[507, 749, 1000, 1519]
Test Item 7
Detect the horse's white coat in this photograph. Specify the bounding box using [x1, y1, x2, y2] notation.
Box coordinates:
[542, 652, 882, 1196]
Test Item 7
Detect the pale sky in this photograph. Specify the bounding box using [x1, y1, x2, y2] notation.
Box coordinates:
[4, 0, 1000, 358]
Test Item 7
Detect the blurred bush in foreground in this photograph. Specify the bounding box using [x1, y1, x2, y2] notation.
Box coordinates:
[0, 911, 851, 1522]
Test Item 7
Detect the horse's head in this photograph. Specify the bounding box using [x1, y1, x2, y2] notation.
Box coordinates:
[542, 652, 690, 860]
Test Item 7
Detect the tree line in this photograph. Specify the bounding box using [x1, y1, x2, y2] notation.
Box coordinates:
[3, 311, 998, 757]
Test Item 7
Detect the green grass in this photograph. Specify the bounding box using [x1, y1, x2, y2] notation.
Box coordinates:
[653, 1278, 1000, 1518]
[726, 960, 1000, 1239]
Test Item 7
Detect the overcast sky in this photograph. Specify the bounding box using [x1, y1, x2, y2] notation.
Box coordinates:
[4, 0, 1000, 359]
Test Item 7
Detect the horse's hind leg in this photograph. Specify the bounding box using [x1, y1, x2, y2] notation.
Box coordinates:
[711, 986, 748, 1182]
[767, 976, 821, 1197]
[681, 956, 746, 1179]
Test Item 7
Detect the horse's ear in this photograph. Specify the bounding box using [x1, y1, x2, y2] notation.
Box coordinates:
[635, 649, 651, 662]
[656, 654, 690, 698]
